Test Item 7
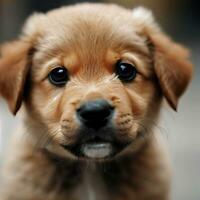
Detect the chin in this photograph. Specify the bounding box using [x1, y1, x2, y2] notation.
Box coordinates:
[63, 139, 130, 161]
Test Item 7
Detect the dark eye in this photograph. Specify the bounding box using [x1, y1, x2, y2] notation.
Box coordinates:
[48, 67, 69, 86]
[115, 61, 137, 82]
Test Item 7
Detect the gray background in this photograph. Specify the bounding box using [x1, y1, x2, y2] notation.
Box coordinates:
[0, 0, 199, 200]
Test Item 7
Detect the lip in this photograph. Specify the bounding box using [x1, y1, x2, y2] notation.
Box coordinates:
[62, 137, 129, 160]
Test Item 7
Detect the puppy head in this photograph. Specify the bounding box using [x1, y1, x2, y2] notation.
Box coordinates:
[0, 4, 192, 161]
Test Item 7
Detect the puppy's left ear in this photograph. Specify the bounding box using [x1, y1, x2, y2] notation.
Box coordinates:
[148, 33, 193, 111]
[132, 7, 193, 111]
[0, 40, 32, 115]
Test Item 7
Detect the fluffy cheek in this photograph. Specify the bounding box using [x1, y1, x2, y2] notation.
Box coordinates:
[114, 78, 158, 141]
[26, 82, 67, 143]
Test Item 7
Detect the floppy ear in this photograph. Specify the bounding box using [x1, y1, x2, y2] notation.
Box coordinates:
[149, 33, 193, 110]
[132, 7, 193, 111]
[0, 40, 32, 115]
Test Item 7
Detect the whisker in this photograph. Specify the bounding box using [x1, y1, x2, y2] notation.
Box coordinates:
[44, 128, 61, 148]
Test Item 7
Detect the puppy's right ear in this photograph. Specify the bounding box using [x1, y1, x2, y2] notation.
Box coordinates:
[0, 40, 32, 115]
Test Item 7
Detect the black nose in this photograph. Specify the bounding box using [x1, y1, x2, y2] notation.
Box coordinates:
[77, 99, 114, 130]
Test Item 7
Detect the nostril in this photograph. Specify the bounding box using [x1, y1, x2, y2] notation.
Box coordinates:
[77, 99, 114, 128]
[79, 104, 112, 121]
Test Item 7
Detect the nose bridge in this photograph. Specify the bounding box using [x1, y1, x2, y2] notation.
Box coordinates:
[83, 90, 105, 102]
[81, 82, 107, 103]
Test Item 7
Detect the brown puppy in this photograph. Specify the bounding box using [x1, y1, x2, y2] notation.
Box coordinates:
[0, 3, 192, 200]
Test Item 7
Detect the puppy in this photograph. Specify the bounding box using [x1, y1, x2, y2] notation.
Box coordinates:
[0, 3, 192, 200]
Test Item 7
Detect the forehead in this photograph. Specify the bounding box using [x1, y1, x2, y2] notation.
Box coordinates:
[35, 4, 149, 59]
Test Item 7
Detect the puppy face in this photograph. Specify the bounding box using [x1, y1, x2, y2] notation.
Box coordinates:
[0, 4, 192, 160]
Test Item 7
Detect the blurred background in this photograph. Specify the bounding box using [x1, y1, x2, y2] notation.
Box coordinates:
[0, 0, 199, 200]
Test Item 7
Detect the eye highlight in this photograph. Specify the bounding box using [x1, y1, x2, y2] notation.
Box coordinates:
[115, 61, 137, 82]
[48, 67, 69, 86]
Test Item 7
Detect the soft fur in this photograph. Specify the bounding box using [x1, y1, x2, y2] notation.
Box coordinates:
[0, 3, 192, 200]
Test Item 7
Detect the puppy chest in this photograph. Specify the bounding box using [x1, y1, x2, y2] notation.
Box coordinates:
[74, 170, 108, 200]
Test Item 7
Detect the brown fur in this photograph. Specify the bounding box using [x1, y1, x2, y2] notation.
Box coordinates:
[0, 3, 192, 200]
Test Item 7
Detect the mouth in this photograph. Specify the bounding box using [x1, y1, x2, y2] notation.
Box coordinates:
[62, 137, 129, 160]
